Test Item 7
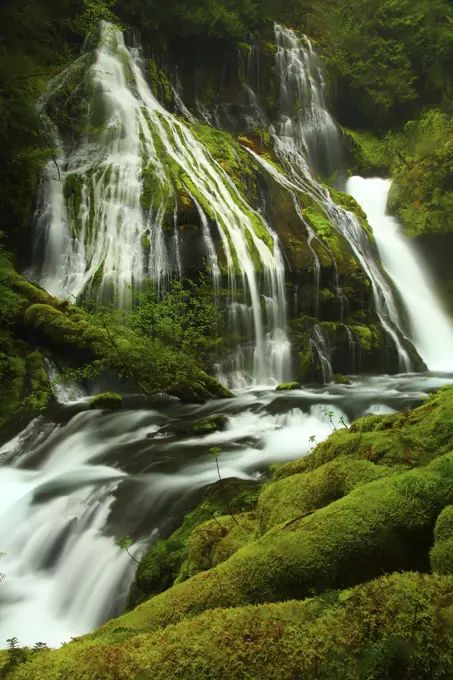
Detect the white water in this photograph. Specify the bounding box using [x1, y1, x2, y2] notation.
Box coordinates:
[31, 23, 290, 387]
[262, 26, 412, 372]
[347, 177, 453, 371]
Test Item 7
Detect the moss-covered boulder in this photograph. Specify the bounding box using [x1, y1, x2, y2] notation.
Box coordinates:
[430, 504, 453, 575]
[333, 373, 351, 385]
[275, 382, 301, 391]
[108, 451, 453, 633]
[89, 393, 123, 410]
[256, 456, 393, 534]
[128, 479, 260, 608]
[187, 414, 228, 435]
[6, 573, 453, 679]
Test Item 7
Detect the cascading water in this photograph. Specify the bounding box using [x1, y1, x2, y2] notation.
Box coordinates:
[274, 25, 343, 181]
[262, 25, 413, 373]
[31, 23, 290, 387]
[347, 177, 453, 372]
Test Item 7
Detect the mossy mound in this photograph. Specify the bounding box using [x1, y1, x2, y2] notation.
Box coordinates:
[343, 128, 390, 177]
[334, 373, 351, 385]
[111, 450, 453, 633]
[430, 504, 453, 575]
[128, 479, 261, 608]
[276, 386, 453, 479]
[89, 393, 123, 410]
[256, 456, 393, 534]
[275, 382, 301, 391]
[5, 573, 453, 679]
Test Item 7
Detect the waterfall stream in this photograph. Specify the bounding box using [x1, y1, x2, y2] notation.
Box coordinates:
[31, 23, 290, 388]
[348, 177, 453, 372]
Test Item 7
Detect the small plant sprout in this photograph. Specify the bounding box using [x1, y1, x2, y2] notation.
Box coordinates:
[210, 447, 239, 525]
[115, 536, 140, 565]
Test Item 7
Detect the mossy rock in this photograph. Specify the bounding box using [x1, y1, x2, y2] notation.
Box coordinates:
[276, 382, 301, 391]
[89, 393, 123, 410]
[275, 386, 453, 479]
[111, 451, 453, 633]
[333, 373, 351, 385]
[257, 456, 393, 534]
[181, 513, 257, 580]
[187, 414, 228, 435]
[5, 574, 453, 679]
[128, 479, 261, 608]
[430, 505, 453, 575]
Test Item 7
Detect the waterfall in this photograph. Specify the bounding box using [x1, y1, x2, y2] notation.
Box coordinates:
[274, 25, 342, 180]
[30, 23, 290, 387]
[347, 177, 453, 372]
[311, 324, 333, 383]
[266, 24, 412, 373]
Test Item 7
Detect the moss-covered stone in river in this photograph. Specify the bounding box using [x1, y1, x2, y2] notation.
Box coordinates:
[89, 392, 123, 410]
[187, 414, 228, 435]
[275, 382, 301, 391]
[108, 450, 453, 633]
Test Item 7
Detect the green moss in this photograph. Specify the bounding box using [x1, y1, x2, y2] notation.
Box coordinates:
[0, 351, 26, 428]
[89, 392, 122, 410]
[141, 234, 151, 250]
[276, 386, 453, 480]
[5, 573, 453, 680]
[129, 480, 260, 608]
[430, 505, 453, 575]
[275, 382, 301, 391]
[343, 128, 390, 176]
[188, 414, 228, 435]
[257, 456, 393, 534]
[333, 373, 351, 385]
[63, 173, 83, 223]
[24, 304, 82, 346]
[108, 451, 453, 633]
[329, 187, 374, 239]
[26, 351, 51, 411]
[181, 513, 257, 580]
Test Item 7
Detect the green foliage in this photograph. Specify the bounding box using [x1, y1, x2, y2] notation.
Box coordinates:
[0, 0, 119, 247]
[128, 279, 223, 363]
[386, 109, 453, 237]
[308, 0, 453, 127]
